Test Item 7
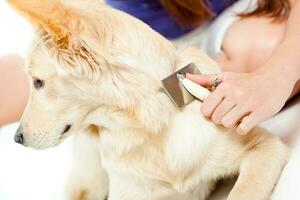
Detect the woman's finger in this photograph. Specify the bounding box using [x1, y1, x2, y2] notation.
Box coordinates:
[221, 104, 251, 129]
[201, 85, 226, 117]
[186, 73, 223, 88]
[211, 97, 236, 124]
[236, 112, 261, 134]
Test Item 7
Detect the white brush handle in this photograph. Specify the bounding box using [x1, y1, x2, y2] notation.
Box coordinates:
[181, 78, 210, 102]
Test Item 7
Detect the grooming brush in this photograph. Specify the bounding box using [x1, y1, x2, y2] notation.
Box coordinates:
[162, 63, 210, 108]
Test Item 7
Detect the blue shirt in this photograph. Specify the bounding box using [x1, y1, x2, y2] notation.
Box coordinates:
[106, 0, 234, 39]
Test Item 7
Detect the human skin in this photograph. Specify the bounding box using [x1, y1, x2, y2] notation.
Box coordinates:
[187, 0, 300, 134]
[0, 54, 29, 126]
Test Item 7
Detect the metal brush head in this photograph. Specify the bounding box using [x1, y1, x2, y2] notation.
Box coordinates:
[162, 63, 201, 108]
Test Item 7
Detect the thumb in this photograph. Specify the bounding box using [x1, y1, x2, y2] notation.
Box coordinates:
[186, 73, 222, 88]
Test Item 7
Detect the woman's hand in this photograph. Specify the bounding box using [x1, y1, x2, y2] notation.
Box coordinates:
[186, 69, 295, 134]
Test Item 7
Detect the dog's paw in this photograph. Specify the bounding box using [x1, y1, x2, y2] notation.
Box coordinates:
[67, 188, 108, 200]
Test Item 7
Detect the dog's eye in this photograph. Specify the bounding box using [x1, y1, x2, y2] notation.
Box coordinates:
[33, 79, 44, 89]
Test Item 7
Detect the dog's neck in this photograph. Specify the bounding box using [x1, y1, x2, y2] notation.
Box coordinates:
[81, 64, 177, 135]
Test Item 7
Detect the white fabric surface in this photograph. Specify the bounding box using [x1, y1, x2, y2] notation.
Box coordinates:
[0, 124, 72, 200]
[0, 0, 300, 199]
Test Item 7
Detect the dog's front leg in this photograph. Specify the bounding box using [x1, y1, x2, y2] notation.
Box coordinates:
[65, 130, 109, 200]
[228, 133, 289, 200]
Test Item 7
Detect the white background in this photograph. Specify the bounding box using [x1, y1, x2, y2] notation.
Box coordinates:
[0, 1, 34, 57]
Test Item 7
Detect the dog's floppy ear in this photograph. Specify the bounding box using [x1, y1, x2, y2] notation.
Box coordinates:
[7, 0, 77, 49]
[7, 0, 110, 80]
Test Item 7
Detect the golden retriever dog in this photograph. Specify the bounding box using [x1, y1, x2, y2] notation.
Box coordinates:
[9, 0, 289, 199]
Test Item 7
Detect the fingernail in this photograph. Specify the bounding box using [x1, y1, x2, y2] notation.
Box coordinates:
[221, 119, 230, 128]
[201, 107, 211, 117]
[237, 126, 247, 135]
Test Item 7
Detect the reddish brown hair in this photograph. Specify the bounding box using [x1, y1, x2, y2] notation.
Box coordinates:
[240, 0, 291, 21]
[160, 0, 291, 27]
[159, 0, 214, 27]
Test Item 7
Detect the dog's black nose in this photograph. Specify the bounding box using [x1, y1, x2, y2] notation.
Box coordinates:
[14, 133, 24, 144]
[15, 126, 24, 145]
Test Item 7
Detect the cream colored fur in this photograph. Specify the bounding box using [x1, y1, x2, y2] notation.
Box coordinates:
[8, 0, 289, 199]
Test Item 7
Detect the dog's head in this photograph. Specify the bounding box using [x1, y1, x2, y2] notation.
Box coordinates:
[9, 0, 176, 149]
